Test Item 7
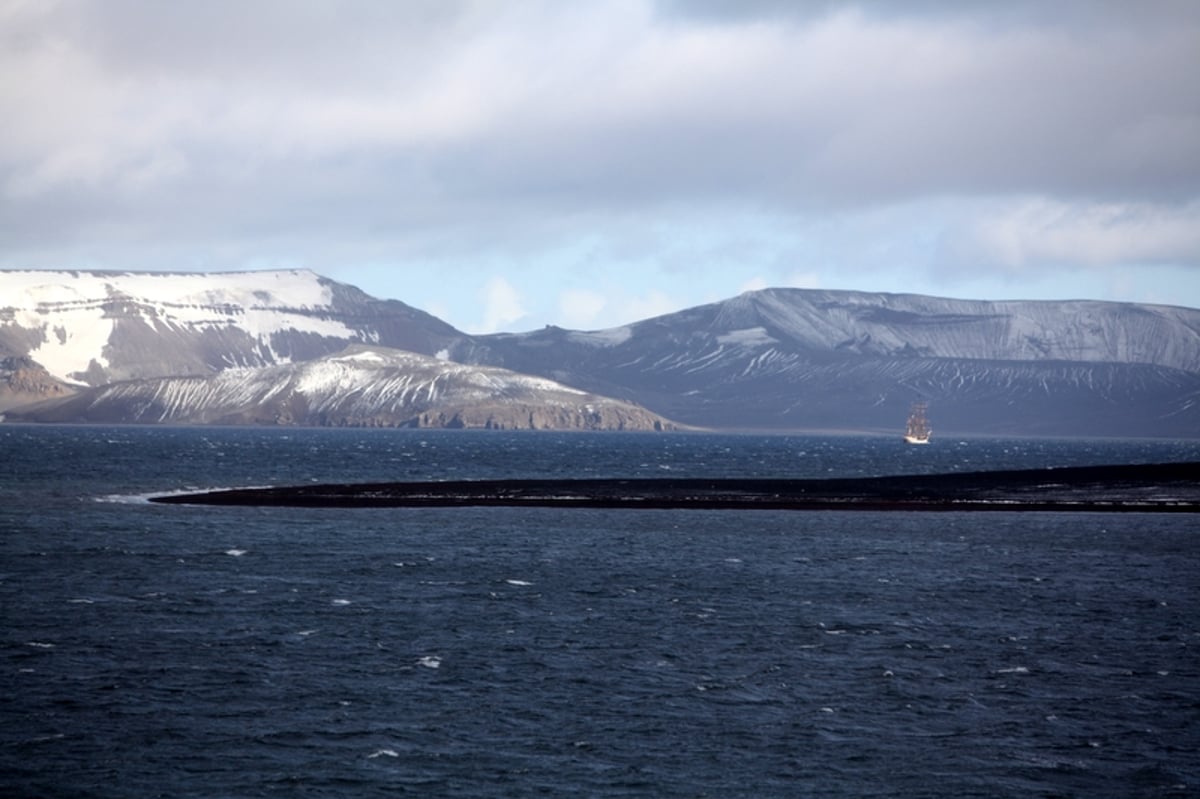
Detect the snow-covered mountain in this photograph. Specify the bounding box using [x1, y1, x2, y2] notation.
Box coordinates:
[447, 289, 1200, 436]
[0, 269, 459, 386]
[5, 271, 1199, 436]
[5, 346, 676, 430]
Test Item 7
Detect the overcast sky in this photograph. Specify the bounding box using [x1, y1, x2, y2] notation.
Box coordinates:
[2, 0, 1198, 332]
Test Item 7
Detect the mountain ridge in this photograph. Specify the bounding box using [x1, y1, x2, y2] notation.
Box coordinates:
[447, 287, 1200, 436]
[4, 270, 1199, 436]
[462, 287, 1200, 371]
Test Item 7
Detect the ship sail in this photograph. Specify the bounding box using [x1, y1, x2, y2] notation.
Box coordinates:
[904, 402, 931, 444]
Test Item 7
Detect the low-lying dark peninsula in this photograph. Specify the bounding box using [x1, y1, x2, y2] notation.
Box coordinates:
[151, 462, 1200, 511]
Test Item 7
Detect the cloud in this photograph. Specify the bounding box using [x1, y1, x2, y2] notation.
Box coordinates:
[1, 0, 1197, 317]
[478, 276, 528, 334]
[557, 288, 608, 329]
[783, 271, 822, 289]
[739, 271, 820, 295]
[623, 290, 683, 323]
[655, 0, 1198, 30]
[418, 4, 1200, 214]
[738, 276, 768, 294]
[942, 199, 1200, 273]
[6, 3, 1196, 209]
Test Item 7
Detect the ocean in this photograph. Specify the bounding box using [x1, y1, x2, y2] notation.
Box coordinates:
[2, 426, 1198, 797]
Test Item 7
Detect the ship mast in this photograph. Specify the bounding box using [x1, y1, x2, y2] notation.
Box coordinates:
[904, 402, 931, 444]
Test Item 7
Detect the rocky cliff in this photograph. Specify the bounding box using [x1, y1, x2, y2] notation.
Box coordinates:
[0, 356, 74, 412]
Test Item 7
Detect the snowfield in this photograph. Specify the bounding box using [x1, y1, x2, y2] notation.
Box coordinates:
[3, 270, 361, 383]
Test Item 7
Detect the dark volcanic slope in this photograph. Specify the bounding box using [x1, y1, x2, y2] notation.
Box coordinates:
[152, 462, 1200, 511]
[447, 289, 1200, 436]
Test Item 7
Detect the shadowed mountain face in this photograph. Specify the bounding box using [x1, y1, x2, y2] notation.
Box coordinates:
[446, 289, 1200, 436]
[3, 273, 1199, 436]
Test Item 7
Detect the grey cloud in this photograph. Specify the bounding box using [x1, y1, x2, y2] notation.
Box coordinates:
[1, 0, 1197, 274]
[654, 0, 1199, 30]
[39, 0, 473, 79]
[937, 200, 1200, 276]
[434, 15, 1199, 209]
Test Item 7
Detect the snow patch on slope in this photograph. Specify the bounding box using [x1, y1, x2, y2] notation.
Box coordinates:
[738, 289, 1200, 371]
[290, 348, 590, 413]
[2, 270, 358, 383]
[717, 327, 778, 348]
[568, 327, 633, 347]
[30, 344, 658, 427]
[3, 269, 334, 311]
[27, 315, 113, 386]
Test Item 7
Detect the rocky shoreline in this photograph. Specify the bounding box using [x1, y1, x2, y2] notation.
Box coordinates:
[151, 461, 1200, 512]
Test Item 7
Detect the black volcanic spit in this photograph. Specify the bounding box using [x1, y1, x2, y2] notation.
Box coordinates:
[151, 462, 1200, 511]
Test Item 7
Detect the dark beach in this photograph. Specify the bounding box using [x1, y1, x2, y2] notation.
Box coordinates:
[152, 461, 1200, 511]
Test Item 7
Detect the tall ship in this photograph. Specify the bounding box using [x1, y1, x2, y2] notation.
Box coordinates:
[904, 402, 931, 444]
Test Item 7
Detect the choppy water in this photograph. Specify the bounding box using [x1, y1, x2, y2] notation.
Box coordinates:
[2, 426, 1198, 797]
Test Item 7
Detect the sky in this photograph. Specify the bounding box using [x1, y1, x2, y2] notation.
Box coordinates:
[2, 0, 1199, 334]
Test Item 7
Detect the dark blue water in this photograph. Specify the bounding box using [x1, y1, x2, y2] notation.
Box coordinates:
[2, 427, 1198, 797]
